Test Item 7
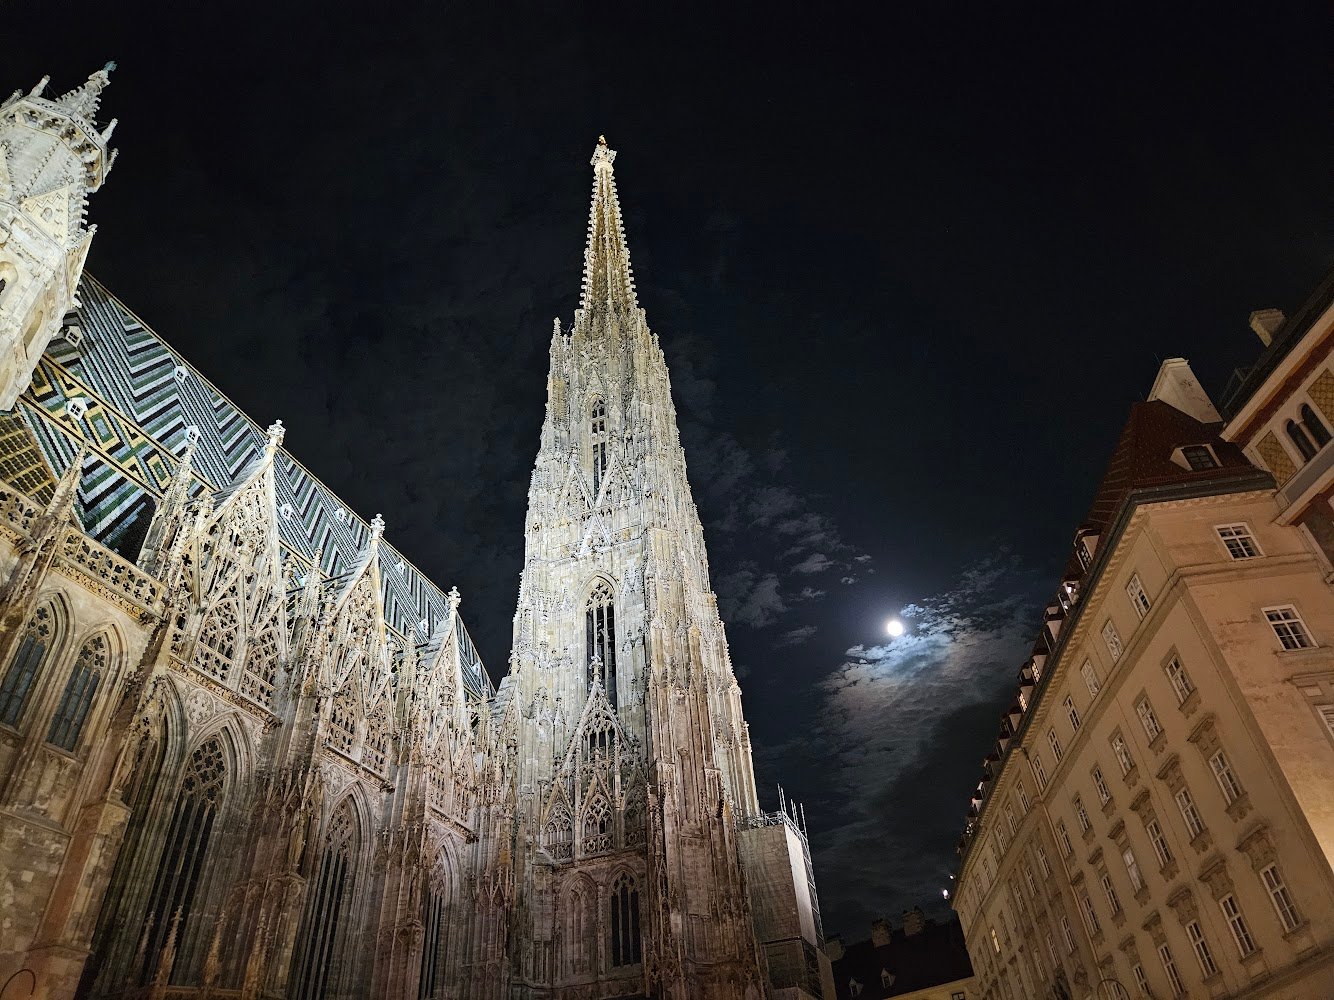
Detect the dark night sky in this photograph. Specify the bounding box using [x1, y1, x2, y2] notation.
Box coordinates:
[10, 1, 1330, 937]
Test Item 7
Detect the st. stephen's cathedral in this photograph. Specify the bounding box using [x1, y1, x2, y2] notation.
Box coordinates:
[0, 68, 833, 1000]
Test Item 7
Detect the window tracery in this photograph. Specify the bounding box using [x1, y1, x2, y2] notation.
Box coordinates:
[137, 736, 226, 984]
[0, 602, 54, 727]
[239, 625, 281, 707]
[586, 581, 617, 707]
[609, 873, 642, 967]
[590, 399, 608, 495]
[48, 631, 107, 751]
[195, 595, 240, 683]
[294, 799, 359, 1000]
[582, 792, 612, 855]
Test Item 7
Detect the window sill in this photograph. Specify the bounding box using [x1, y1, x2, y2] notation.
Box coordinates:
[1101, 798, 1116, 818]
[1177, 689, 1201, 718]
[1225, 793, 1252, 823]
[1275, 645, 1327, 663]
[1189, 829, 1213, 855]
[1148, 731, 1167, 757]
[1082, 827, 1096, 845]
[1122, 766, 1140, 790]
[1134, 886, 1151, 906]
[1160, 859, 1180, 881]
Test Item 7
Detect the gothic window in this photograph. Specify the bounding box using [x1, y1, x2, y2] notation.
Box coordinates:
[609, 873, 642, 967]
[195, 597, 240, 683]
[545, 808, 574, 860]
[0, 603, 54, 727]
[1287, 419, 1318, 461]
[419, 863, 450, 1000]
[48, 632, 107, 752]
[363, 704, 390, 775]
[1301, 403, 1331, 448]
[294, 800, 360, 1000]
[590, 399, 608, 495]
[240, 625, 281, 707]
[326, 686, 358, 756]
[586, 581, 617, 708]
[582, 793, 612, 855]
[137, 737, 227, 984]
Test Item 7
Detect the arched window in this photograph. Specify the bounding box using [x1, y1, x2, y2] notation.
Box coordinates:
[419, 862, 449, 1000]
[590, 400, 608, 495]
[47, 632, 106, 751]
[1301, 404, 1331, 449]
[585, 581, 616, 708]
[582, 793, 612, 855]
[195, 598, 239, 683]
[240, 625, 281, 708]
[1287, 419, 1318, 461]
[0, 603, 54, 727]
[293, 799, 359, 1000]
[609, 873, 641, 967]
[137, 736, 226, 984]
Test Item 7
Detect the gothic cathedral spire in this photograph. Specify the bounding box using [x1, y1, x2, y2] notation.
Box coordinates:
[580, 136, 638, 315]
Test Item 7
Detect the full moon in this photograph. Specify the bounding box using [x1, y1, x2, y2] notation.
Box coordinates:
[886, 618, 905, 637]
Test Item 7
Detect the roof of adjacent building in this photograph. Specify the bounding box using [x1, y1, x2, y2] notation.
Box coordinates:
[15, 275, 491, 699]
[831, 916, 973, 999]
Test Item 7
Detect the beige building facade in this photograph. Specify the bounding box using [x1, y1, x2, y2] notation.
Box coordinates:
[952, 321, 1334, 1000]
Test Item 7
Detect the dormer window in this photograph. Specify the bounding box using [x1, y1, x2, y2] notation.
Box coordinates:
[1180, 444, 1219, 470]
[880, 968, 894, 989]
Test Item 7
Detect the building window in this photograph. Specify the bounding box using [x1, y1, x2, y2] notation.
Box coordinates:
[1208, 750, 1243, 805]
[293, 800, 360, 1000]
[1265, 605, 1314, 650]
[1317, 705, 1334, 742]
[586, 581, 618, 707]
[1061, 914, 1076, 954]
[1036, 843, 1052, 879]
[1045, 929, 1059, 968]
[590, 399, 609, 494]
[1131, 962, 1150, 997]
[1100, 873, 1121, 915]
[1064, 695, 1081, 732]
[1032, 753, 1047, 789]
[1103, 620, 1123, 660]
[1092, 766, 1111, 805]
[1056, 820, 1073, 857]
[1123, 847, 1144, 893]
[1186, 920, 1219, 977]
[1164, 656, 1194, 704]
[880, 969, 894, 989]
[1260, 863, 1301, 932]
[848, 979, 862, 998]
[991, 926, 1001, 953]
[1301, 403, 1331, 448]
[1136, 697, 1163, 741]
[1048, 728, 1063, 761]
[609, 873, 642, 967]
[1126, 574, 1152, 619]
[1145, 817, 1174, 869]
[1079, 893, 1101, 936]
[1181, 444, 1219, 470]
[0, 603, 54, 727]
[1220, 894, 1256, 957]
[1006, 803, 1017, 835]
[420, 877, 447, 1000]
[1217, 523, 1261, 559]
[1074, 796, 1090, 834]
[47, 632, 106, 752]
[1024, 864, 1038, 899]
[1287, 418, 1318, 461]
[1158, 943, 1184, 997]
[1175, 788, 1205, 839]
[1111, 733, 1134, 776]
[1017, 781, 1030, 812]
[137, 738, 227, 985]
[1081, 659, 1101, 697]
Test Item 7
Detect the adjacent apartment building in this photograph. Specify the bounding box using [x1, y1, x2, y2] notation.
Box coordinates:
[952, 270, 1334, 1000]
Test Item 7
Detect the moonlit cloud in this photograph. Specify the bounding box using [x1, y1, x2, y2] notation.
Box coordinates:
[775, 624, 818, 648]
[757, 551, 1045, 935]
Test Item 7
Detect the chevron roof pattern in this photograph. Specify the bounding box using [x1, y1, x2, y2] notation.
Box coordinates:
[19, 276, 493, 700]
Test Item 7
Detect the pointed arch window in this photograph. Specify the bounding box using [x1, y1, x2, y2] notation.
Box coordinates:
[195, 598, 240, 683]
[240, 625, 281, 708]
[590, 399, 609, 495]
[294, 800, 359, 1000]
[609, 873, 642, 967]
[137, 736, 226, 984]
[586, 581, 617, 708]
[419, 860, 450, 1000]
[582, 793, 613, 855]
[1301, 403, 1331, 449]
[1287, 419, 1318, 461]
[48, 632, 106, 751]
[0, 603, 54, 727]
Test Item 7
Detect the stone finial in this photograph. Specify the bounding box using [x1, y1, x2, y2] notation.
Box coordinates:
[591, 135, 617, 170]
[589, 652, 604, 687]
[265, 418, 286, 454]
[447, 585, 462, 614]
[370, 513, 386, 541]
[55, 64, 115, 122]
[29, 75, 50, 98]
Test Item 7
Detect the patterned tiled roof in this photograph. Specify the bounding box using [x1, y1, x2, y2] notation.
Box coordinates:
[18, 275, 492, 699]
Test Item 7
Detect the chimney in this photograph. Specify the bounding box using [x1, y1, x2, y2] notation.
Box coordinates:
[870, 918, 892, 947]
[825, 935, 845, 962]
[1249, 309, 1285, 346]
[903, 907, 927, 936]
[1148, 358, 1221, 424]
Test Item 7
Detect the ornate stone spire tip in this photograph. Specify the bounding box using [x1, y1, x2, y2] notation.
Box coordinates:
[591, 136, 616, 170]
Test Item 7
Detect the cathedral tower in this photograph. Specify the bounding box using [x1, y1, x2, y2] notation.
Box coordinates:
[0, 66, 115, 409]
[487, 137, 811, 1000]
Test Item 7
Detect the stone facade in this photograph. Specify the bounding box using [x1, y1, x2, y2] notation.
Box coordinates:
[952, 348, 1334, 999]
[0, 75, 830, 1000]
